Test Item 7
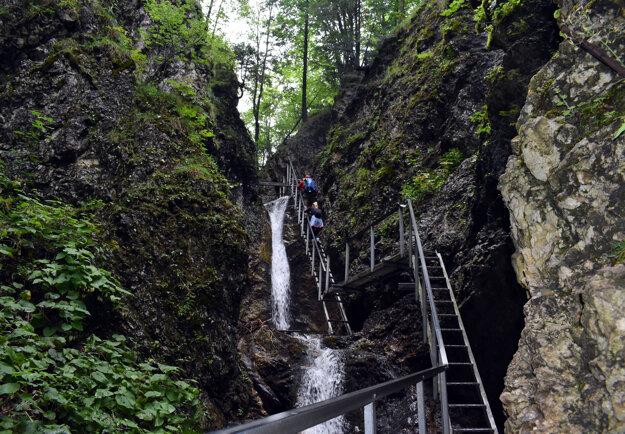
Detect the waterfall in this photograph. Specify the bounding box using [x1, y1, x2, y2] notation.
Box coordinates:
[265, 196, 291, 330]
[266, 193, 345, 433]
[297, 335, 345, 434]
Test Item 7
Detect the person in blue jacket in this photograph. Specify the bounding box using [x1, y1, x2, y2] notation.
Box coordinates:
[306, 201, 324, 240]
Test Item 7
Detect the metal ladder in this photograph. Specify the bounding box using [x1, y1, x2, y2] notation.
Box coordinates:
[423, 253, 497, 433]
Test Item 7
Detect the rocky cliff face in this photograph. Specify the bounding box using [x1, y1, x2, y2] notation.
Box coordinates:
[0, 0, 260, 428]
[499, 0, 625, 431]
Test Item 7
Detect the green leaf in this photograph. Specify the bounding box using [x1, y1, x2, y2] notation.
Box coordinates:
[91, 371, 107, 383]
[43, 327, 58, 337]
[94, 388, 113, 398]
[0, 244, 14, 257]
[0, 362, 16, 375]
[0, 383, 20, 395]
[115, 393, 135, 409]
[45, 387, 69, 405]
[17, 300, 35, 313]
[614, 121, 625, 139]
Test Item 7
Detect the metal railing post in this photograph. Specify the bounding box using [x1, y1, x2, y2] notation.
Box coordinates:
[417, 382, 425, 434]
[344, 242, 350, 283]
[441, 371, 449, 434]
[312, 235, 316, 273]
[370, 226, 375, 272]
[399, 206, 405, 257]
[318, 256, 323, 301]
[409, 220, 413, 268]
[364, 395, 377, 434]
[325, 256, 330, 297]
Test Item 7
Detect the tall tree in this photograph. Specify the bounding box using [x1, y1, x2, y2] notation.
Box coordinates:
[301, 0, 309, 122]
[251, 3, 274, 144]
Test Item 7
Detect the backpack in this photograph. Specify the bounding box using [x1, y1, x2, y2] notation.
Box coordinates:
[304, 177, 318, 194]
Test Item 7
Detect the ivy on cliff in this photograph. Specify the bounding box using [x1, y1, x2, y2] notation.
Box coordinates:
[0, 168, 203, 432]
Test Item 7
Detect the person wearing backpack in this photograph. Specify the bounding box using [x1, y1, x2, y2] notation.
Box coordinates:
[297, 174, 318, 208]
[305, 201, 324, 241]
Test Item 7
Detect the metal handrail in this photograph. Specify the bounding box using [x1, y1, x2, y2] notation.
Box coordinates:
[212, 364, 447, 434]
[407, 200, 450, 434]
[407, 201, 448, 367]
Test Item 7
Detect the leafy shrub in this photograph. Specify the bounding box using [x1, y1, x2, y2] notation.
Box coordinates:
[0, 169, 202, 432]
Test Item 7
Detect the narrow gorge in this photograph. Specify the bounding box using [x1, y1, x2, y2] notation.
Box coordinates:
[1, 0, 624, 432]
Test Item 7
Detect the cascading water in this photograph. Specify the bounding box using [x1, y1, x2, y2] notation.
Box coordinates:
[296, 335, 345, 434]
[265, 196, 291, 330]
[266, 193, 345, 433]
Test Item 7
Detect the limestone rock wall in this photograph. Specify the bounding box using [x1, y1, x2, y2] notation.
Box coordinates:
[499, 0, 625, 431]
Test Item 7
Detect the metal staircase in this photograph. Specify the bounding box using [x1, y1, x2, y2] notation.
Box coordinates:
[285, 160, 352, 335]
[425, 253, 497, 433]
[222, 164, 498, 433]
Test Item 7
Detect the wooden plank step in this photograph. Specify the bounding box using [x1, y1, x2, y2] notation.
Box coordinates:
[449, 404, 486, 408]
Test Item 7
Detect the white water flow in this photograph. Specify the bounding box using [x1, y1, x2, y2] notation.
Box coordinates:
[296, 335, 346, 434]
[267, 194, 345, 433]
[266, 196, 291, 329]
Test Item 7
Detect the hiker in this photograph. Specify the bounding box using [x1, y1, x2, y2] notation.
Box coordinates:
[297, 174, 318, 208]
[306, 201, 324, 240]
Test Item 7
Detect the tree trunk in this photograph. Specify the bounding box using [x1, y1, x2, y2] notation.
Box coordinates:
[302, 0, 309, 122]
[355, 0, 360, 67]
[254, 6, 273, 144]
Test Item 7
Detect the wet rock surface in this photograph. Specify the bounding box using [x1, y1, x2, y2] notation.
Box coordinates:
[499, 0, 625, 431]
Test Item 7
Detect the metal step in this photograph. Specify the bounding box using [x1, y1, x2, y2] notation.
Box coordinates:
[451, 429, 494, 433]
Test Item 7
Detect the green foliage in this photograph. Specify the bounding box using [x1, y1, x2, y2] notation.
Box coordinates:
[610, 240, 625, 265]
[0, 170, 202, 431]
[470, 105, 491, 134]
[614, 120, 625, 139]
[13, 111, 54, 148]
[136, 81, 216, 151]
[143, 0, 234, 79]
[401, 149, 464, 201]
[491, 0, 523, 23]
[441, 0, 468, 17]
